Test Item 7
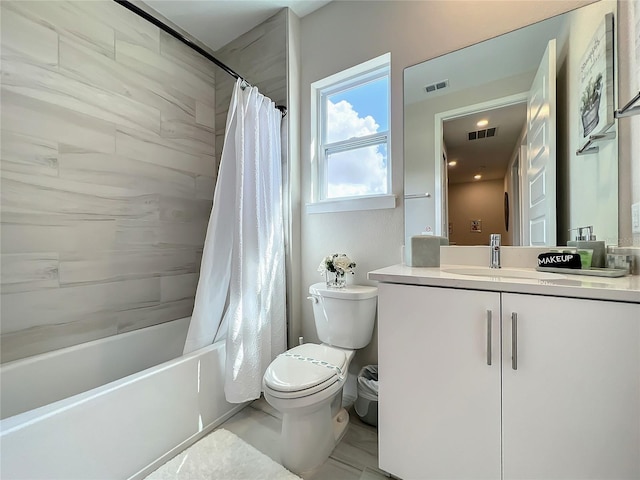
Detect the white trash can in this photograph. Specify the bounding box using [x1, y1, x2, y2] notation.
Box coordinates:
[354, 365, 378, 427]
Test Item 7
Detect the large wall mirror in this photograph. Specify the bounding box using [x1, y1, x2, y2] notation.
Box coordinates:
[404, 0, 618, 248]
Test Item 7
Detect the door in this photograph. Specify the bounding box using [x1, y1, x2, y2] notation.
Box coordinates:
[502, 294, 640, 479]
[378, 284, 501, 479]
[523, 39, 556, 246]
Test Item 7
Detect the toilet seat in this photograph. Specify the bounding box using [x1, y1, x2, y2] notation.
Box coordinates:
[263, 344, 347, 399]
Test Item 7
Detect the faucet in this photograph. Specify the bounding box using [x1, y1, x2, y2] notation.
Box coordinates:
[490, 234, 501, 269]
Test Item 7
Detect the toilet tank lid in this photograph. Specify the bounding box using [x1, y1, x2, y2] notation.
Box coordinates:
[309, 283, 378, 300]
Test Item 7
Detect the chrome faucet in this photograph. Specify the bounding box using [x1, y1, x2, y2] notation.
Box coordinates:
[490, 234, 501, 269]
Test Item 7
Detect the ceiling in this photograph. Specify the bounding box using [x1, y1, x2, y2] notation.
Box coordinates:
[444, 103, 526, 185]
[143, 0, 331, 51]
[404, 14, 566, 106]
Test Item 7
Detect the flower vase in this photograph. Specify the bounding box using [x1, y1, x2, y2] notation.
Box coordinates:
[326, 271, 346, 289]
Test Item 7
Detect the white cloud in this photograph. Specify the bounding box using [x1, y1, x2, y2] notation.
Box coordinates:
[325, 100, 387, 198]
[326, 100, 379, 143]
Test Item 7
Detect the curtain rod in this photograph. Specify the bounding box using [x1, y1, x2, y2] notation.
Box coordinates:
[113, 0, 287, 117]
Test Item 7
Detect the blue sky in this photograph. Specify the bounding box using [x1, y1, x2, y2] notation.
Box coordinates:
[329, 77, 389, 132]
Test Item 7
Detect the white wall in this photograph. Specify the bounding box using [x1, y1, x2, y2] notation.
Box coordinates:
[404, 73, 533, 245]
[618, 0, 640, 247]
[299, 0, 591, 369]
[558, 0, 618, 245]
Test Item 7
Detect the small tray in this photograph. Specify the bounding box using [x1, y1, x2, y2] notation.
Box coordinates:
[536, 266, 628, 278]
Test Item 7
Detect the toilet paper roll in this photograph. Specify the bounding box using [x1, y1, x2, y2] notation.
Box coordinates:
[409, 235, 449, 267]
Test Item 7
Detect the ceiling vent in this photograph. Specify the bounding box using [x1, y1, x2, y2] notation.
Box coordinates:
[468, 127, 497, 141]
[425, 79, 449, 93]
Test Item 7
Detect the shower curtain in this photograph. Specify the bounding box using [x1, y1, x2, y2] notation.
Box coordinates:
[183, 79, 286, 403]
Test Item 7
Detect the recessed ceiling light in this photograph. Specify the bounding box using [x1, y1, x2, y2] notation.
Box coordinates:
[476, 119, 489, 127]
[474, 174, 482, 180]
[448, 160, 457, 167]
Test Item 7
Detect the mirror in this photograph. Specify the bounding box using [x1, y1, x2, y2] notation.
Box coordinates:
[404, 0, 618, 248]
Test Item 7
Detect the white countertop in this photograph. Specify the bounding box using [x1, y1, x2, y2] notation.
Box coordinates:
[368, 264, 640, 303]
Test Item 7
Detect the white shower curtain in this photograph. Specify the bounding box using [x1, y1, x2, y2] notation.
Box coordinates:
[183, 79, 286, 403]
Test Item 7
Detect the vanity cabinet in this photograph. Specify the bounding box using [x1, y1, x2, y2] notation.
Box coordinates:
[378, 283, 640, 480]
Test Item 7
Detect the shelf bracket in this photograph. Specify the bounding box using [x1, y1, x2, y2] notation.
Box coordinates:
[575, 129, 616, 156]
[614, 91, 640, 119]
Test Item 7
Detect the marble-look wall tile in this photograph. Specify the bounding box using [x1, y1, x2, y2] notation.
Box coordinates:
[116, 38, 216, 108]
[0, 6, 58, 67]
[1, 277, 161, 334]
[116, 298, 195, 334]
[58, 248, 197, 286]
[1, 90, 117, 154]
[195, 101, 216, 129]
[158, 196, 212, 223]
[59, 38, 196, 121]
[58, 152, 197, 200]
[0, 253, 60, 294]
[159, 32, 217, 83]
[76, 1, 160, 53]
[0, 130, 59, 177]
[0, 1, 217, 362]
[114, 220, 208, 248]
[0, 215, 117, 255]
[214, 9, 287, 161]
[2, 60, 161, 135]
[160, 273, 199, 302]
[0, 317, 119, 364]
[160, 115, 215, 156]
[196, 175, 217, 200]
[3, 1, 115, 59]
[1, 171, 159, 220]
[116, 127, 215, 177]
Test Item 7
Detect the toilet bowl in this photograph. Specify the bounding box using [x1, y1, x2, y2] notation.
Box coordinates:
[262, 283, 377, 475]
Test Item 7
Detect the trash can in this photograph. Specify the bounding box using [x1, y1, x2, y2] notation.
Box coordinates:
[354, 365, 378, 427]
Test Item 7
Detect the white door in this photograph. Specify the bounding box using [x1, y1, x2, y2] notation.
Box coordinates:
[378, 284, 501, 479]
[523, 39, 556, 245]
[502, 294, 640, 479]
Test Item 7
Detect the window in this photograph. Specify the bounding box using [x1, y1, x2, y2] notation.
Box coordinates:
[309, 53, 394, 213]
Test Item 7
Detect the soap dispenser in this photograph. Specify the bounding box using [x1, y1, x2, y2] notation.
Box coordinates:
[567, 226, 606, 268]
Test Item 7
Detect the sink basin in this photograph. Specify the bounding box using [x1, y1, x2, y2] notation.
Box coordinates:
[441, 266, 566, 280]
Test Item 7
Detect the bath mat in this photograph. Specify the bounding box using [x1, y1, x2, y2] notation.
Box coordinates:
[145, 428, 301, 480]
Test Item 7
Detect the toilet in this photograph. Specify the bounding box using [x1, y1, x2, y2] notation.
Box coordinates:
[262, 282, 378, 475]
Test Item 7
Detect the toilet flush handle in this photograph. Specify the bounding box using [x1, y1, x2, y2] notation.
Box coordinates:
[306, 295, 318, 304]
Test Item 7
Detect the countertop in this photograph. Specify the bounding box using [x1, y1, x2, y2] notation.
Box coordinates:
[368, 264, 640, 303]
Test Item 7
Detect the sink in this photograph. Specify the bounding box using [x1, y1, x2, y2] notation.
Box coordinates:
[441, 266, 566, 280]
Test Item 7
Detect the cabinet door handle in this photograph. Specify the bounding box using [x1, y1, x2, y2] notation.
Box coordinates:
[486, 310, 492, 366]
[511, 312, 518, 370]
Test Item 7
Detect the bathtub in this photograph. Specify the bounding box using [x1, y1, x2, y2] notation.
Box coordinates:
[0, 317, 245, 480]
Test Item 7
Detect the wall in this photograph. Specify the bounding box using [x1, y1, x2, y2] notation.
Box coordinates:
[618, 0, 640, 248]
[0, 1, 217, 362]
[404, 73, 533, 245]
[213, 10, 287, 162]
[448, 180, 508, 246]
[557, 0, 618, 245]
[300, 0, 591, 371]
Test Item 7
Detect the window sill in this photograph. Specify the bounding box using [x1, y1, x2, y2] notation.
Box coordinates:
[306, 194, 397, 214]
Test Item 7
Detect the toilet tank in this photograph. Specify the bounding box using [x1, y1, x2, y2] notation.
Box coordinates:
[308, 283, 378, 349]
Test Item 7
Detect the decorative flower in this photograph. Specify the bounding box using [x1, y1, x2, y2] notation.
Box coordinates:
[317, 253, 356, 275]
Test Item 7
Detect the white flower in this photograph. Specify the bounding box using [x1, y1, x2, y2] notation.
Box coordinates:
[318, 253, 356, 275]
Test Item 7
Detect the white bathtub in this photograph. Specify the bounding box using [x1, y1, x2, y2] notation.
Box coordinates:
[0, 317, 244, 480]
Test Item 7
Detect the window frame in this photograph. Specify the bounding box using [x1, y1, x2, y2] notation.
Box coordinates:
[308, 53, 395, 214]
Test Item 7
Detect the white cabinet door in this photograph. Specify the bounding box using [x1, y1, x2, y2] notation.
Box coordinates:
[502, 294, 640, 479]
[378, 283, 501, 479]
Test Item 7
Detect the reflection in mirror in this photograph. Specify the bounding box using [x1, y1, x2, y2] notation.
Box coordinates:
[404, 0, 618, 249]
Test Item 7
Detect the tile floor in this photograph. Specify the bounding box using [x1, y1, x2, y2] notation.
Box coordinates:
[217, 397, 389, 480]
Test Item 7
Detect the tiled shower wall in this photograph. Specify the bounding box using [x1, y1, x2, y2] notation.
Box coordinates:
[0, 1, 218, 363]
[214, 9, 287, 162]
